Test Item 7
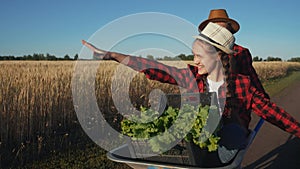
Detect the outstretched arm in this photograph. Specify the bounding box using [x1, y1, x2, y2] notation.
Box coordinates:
[250, 86, 300, 138]
[82, 40, 127, 62]
[81, 40, 196, 88]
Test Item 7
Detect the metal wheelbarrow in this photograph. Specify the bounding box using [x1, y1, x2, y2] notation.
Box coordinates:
[107, 93, 265, 169]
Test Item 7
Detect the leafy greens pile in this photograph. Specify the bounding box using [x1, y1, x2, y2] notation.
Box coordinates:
[121, 104, 220, 152]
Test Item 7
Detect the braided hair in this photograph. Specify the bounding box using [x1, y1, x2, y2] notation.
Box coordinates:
[219, 50, 244, 125]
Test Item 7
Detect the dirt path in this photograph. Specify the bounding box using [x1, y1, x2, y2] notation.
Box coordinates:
[242, 79, 300, 168]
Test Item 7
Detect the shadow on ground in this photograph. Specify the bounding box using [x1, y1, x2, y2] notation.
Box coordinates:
[244, 136, 300, 169]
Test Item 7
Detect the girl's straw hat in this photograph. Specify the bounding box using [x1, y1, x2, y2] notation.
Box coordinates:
[194, 22, 235, 54]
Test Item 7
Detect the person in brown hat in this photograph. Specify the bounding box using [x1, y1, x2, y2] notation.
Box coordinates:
[198, 9, 269, 99]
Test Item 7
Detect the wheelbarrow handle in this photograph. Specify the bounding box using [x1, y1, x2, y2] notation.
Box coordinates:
[254, 118, 264, 133]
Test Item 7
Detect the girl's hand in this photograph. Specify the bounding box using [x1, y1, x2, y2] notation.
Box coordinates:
[81, 40, 112, 60]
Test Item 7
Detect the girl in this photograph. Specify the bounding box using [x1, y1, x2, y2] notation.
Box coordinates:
[82, 22, 300, 166]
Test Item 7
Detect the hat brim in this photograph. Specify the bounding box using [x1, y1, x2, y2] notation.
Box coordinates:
[193, 35, 234, 54]
[198, 18, 240, 34]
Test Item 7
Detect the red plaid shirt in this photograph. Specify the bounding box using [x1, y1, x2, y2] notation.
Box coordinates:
[125, 56, 300, 138]
[231, 44, 269, 99]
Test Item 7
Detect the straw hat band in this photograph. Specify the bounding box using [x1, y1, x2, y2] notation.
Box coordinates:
[198, 34, 222, 46]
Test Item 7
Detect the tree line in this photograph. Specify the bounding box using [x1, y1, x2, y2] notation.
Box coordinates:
[252, 56, 300, 62]
[0, 53, 78, 61]
[152, 54, 300, 62]
[1, 53, 300, 62]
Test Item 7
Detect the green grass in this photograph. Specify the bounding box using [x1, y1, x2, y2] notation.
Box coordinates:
[263, 71, 300, 97]
[17, 142, 131, 169]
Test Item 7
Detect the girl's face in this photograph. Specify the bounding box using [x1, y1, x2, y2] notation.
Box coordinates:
[192, 40, 219, 75]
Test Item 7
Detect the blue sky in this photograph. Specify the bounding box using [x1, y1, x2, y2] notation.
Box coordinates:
[1, 0, 300, 60]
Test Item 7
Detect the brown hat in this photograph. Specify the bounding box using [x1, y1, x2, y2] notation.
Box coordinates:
[198, 9, 240, 34]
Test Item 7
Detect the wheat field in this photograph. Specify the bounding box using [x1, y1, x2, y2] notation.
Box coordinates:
[0, 60, 300, 167]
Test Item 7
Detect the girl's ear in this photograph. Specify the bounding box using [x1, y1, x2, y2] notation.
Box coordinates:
[216, 51, 223, 61]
